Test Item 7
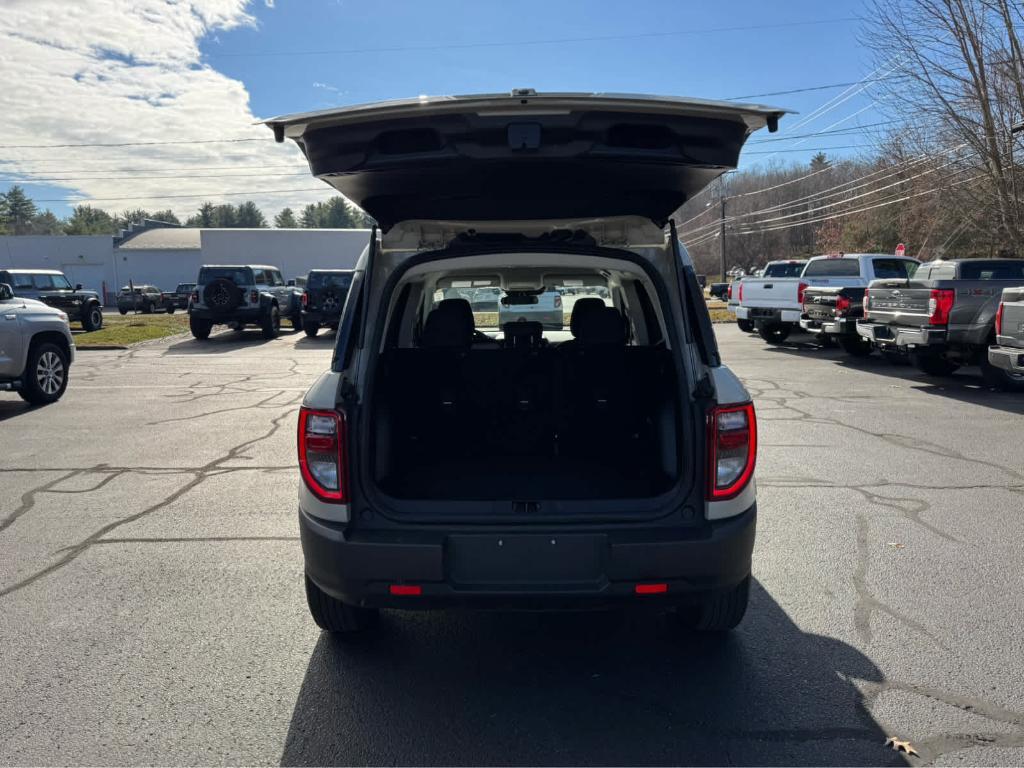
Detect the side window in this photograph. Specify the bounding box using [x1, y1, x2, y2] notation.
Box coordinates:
[32, 274, 55, 289]
[271, 270, 285, 287]
[12, 274, 34, 289]
[333, 271, 365, 373]
[254, 270, 267, 286]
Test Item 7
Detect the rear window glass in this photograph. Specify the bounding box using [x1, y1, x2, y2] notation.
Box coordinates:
[872, 259, 918, 279]
[9, 273, 35, 289]
[176, 283, 195, 293]
[802, 258, 861, 277]
[199, 267, 252, 285]
[309, 272, 354, 291]
[762, 262, 805, 278]
[958, 261, 1024, 280]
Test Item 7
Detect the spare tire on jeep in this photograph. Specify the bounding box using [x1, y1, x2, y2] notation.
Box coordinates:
[203, 278, 243, 315]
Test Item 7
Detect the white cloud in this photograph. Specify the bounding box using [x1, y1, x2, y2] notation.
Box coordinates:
[0, 0, 334, 219]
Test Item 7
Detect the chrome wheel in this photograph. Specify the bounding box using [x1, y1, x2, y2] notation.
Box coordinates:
[36, 350, 64, 395]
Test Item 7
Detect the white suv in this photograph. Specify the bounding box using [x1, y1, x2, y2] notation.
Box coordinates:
[266, 91, 780, 637]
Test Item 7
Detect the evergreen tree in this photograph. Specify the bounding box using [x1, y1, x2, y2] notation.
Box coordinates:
[235, 201, 267, 228]
[150, 209, 181, 225]
[274, 207, 298, 228]
[2, 186, 39, 235]
[64, 205, 116, 235]
[29, 210, 63, 235]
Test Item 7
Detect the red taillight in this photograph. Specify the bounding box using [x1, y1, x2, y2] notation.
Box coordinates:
[928, 289, 955, 326]
[190, 290, 198, 303]
[727, 283, 733, 300]
[301, 290, 309, 308]
[635, 583, 668, 595]
[995, 302, 1005, 336]
[389, 584, 422, 596]
[835, 295, 851, 316]
[797, 282, 809, 304]
[706, 402, 757, 501]
[297, 407, 347, 502]
[738, 282, 744, 302]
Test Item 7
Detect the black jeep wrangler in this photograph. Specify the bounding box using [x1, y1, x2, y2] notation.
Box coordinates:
[300, 269, 354, 337]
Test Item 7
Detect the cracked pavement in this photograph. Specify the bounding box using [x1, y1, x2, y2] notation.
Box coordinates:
[2, 324, 1024, 765]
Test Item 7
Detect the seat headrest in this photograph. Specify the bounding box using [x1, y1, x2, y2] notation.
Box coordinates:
[422, 298, 474, 348]
[502, 320, 543, 348]
[576, 307, 626, 346]
[569, 297, 606, 337]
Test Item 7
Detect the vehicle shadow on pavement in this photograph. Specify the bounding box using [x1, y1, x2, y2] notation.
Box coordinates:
[280, 580, 905, 767]
[0, 399, 33, 422]
[163, 329, 295, 354]
[764, 343, 1024, 416]
[294, 332, 337, 348]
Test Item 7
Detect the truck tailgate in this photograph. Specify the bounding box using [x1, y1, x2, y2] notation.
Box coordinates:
[803, 286, 865, 321]
[865, 282, 932, 326]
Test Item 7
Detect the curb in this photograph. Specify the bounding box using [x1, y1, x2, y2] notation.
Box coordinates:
[74, 344, 129, 351]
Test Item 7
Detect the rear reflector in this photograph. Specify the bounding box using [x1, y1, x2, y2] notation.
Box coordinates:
[389, 584, 422, 596]
[297, 407, 347, 502]
[635, 583, 668, 594]
[706, 402, 757, 501]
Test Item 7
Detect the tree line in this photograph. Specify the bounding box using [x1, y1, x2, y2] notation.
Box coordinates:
[0, 186, 373, 236]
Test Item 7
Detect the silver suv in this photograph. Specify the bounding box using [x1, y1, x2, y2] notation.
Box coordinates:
[188, 265, 302, 340]
[0, 282, 75, 405]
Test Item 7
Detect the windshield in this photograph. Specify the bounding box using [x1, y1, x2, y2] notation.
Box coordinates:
[762, 262, 806, 278]
[199, 267, 252, 285]
[959, 261, 1024, 280]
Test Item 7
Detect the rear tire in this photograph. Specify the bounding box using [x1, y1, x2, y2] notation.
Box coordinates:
[141, 301, 153, 315]
[81, 304, 103, 332]
[304, 575, 379, 635]
[758, 323, 792, 344]
[118, 308, 128, 316]
[304, 320, 320, 338]
[736, 319, 753, 333]
[18, 342, 69, 406]
[980, 356, 1024, 391]
[839, 335, 873, 357]
[166, 305, 175, 315]
[190, 316, 213, 340]
[911, 352, 960, 377]
[261, 305, 280, 339]
[677, 576, 750, 632]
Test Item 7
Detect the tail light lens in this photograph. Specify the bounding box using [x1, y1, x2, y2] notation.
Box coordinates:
[706, 403, 757, 501]
[190, 290, 198, 304]
[995, 302, 1004, 336]
[301, 290, 309, 308]
[727, 284, 733, 300]
[835, 295, 851, 316]
[928, 289, 955, 325]
[250, 289, 259, 304]
[797, 282, 809, 304]
[298, 407, 347, 502]
[738, 282, 744, 302]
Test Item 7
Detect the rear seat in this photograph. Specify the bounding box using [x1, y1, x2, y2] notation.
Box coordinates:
[379, 300, 669, 468]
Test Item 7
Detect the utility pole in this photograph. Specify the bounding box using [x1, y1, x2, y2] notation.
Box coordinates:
[719, 196, 727, 282]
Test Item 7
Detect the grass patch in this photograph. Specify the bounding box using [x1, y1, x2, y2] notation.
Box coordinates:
[74, 312, 191, 347]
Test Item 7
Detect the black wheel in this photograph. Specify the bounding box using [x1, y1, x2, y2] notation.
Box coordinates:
[141, 301, 153, 315]
[19, 342, 69, 406]
[980, 357, 1024, 391]
[676, 576, 750, 632]
[118, 308, 128, 316]
[81, 304, 103, 332]
[816, 333, 836, 348]
[304, 575, 379, 635]
[304, 320, 320, 338]
[758, 323, 792, 344]
[737, 318, 754, 333]
[189, 315, 213, 340]
[166, 305, 175, 315]
[911, 352, 960, 377]
[261, 305, 281, 339]
[839, 335, 873, 357]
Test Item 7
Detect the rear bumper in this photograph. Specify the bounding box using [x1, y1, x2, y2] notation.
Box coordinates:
[745, 307, 800, 326]
[300, 504, 757, 609]
[301, 309, 341, 325]
[988, 344, 1024, 373]
[856, 320, 947, 349]
[799, 316, 857, 336]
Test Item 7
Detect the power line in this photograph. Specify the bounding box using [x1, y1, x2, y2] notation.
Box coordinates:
[726, 77, 902, 100]
[0, 163, 305, 177]
[0, 137, 265, 150]
[206, 18, 860, 58]
[746, 120, 899, 144]
[0, 171, 311, 183]
[33, 187, 330, 203]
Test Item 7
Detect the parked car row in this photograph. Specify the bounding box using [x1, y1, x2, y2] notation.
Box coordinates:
[187, 264, 355, 340]
[730, 253, 1024, 391]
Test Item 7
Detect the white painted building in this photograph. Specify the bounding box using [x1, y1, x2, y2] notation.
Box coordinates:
[0, 226, 370, 304]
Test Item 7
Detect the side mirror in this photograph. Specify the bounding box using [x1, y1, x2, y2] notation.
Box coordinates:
[0, 283, 12, 300]
[75, 283, 83, 291]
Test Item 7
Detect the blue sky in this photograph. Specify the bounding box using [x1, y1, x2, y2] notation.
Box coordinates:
[1, 0, 885, 220]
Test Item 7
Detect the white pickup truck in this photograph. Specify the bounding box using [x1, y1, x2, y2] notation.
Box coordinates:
[737, 253, 919, 343]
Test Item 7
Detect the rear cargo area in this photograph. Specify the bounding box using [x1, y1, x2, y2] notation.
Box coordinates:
[371, 321, 681, 501]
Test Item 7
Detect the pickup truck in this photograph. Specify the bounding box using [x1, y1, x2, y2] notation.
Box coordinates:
[734, 259, 807, 342]
[987, 286, 1024, 389]
[798, 255, 920, 355]
[856, 258, 1024, 388]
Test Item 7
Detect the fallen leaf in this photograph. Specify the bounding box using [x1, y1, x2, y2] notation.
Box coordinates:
[887, 542, 906, 549]
[885, 736, 920, 757]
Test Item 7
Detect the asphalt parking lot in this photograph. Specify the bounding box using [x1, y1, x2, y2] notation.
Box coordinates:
[2, 323, 1024, 766]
